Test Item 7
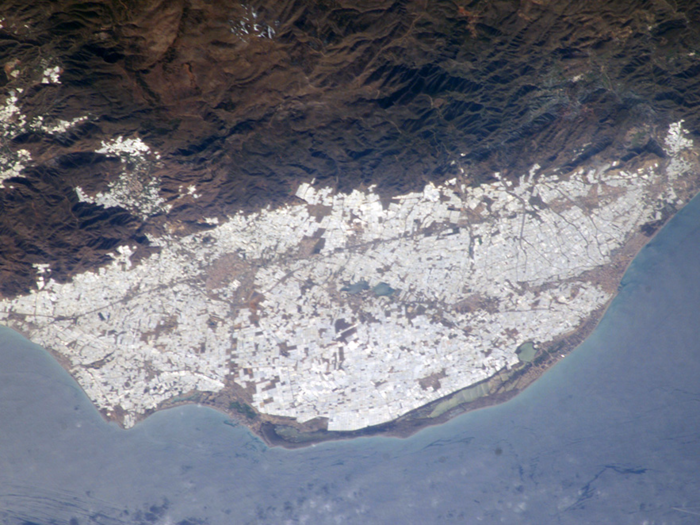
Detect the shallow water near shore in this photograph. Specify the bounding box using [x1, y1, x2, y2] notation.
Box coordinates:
[3, 197, 700, 524]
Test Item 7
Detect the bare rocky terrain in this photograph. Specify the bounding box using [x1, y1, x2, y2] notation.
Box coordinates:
[1, 0, 700, 295]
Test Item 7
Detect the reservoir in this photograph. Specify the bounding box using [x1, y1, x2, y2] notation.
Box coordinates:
[2, 194, 700, 524]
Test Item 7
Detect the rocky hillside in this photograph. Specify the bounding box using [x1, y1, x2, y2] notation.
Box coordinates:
[1, 0, 700, 296]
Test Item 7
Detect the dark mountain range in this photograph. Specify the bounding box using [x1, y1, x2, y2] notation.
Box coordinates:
[1, 0, 700, 295]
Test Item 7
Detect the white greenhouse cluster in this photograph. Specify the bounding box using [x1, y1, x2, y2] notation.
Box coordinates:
[0, 118, 696, 430]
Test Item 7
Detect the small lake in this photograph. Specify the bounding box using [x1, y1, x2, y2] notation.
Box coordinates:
[2, 195, 700, 524]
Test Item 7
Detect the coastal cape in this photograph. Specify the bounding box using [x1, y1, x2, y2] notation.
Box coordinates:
[2, 0, 700, 446]
[1, 118, 698, 445]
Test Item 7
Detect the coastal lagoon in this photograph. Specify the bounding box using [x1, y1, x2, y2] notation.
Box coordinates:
[2, 195, 700, 524]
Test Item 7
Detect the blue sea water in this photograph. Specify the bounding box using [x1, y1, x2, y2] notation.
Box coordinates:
[2, 198, 700, 524]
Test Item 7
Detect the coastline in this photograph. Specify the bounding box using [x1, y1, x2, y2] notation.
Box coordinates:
[199, 198, 687, 449]
[2, 134, 699, 447]
[8, 175, 697, 450]
[4, 186, 700, 525]
[101, 295, 612, 450]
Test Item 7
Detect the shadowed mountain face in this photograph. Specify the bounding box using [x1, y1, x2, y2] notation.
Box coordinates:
[1, 0, 700, 296]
